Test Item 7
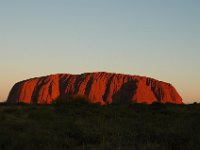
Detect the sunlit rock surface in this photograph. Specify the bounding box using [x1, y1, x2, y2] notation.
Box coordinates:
[7, 72, 183, 104]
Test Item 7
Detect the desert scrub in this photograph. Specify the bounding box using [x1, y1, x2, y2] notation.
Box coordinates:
[0, 103, 199, 150]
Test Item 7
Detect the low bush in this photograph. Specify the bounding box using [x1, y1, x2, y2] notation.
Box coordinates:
[0, 103, 199, 149]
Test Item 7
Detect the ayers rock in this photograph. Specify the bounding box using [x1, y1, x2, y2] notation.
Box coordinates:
[7, 72, 183, 104]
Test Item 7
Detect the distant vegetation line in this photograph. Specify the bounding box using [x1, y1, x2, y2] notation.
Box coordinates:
[0, 101, 199, 150]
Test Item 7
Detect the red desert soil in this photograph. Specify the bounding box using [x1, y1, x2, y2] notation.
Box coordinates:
[7, 72, 183, 104]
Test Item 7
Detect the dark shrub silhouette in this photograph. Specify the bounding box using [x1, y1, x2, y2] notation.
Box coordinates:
[53, 94, 91, 105]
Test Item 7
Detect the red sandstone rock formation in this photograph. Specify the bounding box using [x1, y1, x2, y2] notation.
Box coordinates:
[7, 72, 183, 104]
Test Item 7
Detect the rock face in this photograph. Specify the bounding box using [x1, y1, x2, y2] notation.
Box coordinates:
[7, 72, 183, 104]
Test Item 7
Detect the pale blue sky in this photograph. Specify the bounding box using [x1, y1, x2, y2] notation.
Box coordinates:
[0, 0, 200, 103]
